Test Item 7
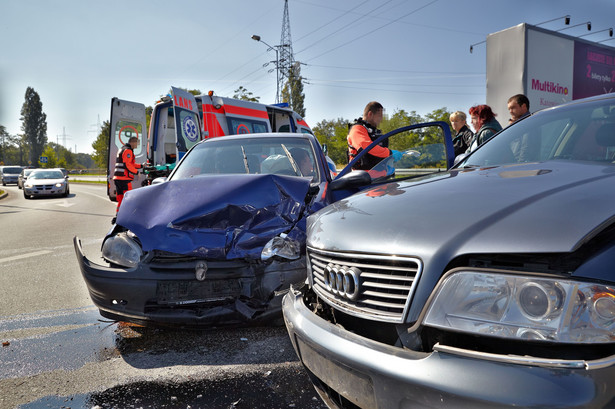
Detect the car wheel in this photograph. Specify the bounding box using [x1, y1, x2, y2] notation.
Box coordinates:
[23, 191, 30, 199]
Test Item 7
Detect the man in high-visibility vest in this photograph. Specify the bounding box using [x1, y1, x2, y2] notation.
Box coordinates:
[347, 101, 402, 170]
[113, 136, 142, 214]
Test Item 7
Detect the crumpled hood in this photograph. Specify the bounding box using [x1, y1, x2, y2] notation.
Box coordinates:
[308, 161, 615, 259]
[116, 174, 311, 258]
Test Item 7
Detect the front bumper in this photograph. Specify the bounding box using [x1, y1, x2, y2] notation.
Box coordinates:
[24, 185, 67, 196]
[282, 287, 615, 409]
[73, 236, 306, 328]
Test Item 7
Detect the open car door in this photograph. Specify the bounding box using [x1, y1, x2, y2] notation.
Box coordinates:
[108, 98, 147, 201]
[330, 121, 455, 202]
[170, 87, 202, 162]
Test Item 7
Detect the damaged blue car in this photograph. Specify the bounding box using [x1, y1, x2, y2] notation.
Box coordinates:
[74, 129, 454, 327]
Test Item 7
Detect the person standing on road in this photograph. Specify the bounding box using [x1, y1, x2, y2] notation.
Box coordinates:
[113, 136, 142, 214]
[450, 111, 474, 157]
[507, 94, 531, 126]
[347, 101, 402, 170]
[468, 105, 502, 152]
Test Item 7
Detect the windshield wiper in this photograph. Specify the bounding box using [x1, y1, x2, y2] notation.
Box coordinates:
[281, 144, 302, 176]
[240, 146, 250, 174]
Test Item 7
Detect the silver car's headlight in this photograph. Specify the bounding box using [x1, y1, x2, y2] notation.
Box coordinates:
[102, 231, 143, 268]
[423, 271, 615, 343]
[261, 233, 300, 261]
[55, 182, 64, 187]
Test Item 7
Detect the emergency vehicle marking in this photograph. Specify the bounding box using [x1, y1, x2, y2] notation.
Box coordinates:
[236, 124, 250, 134]
[221, 105, 269, 119]
[174, 95, 194, 111]
[182, 115, 199, 142]
[118, 125, 139, 146]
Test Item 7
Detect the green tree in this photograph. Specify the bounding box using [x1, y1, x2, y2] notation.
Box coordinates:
[39, 145, 57, 167]
[20, 87, 47, 165]
[281, 62, 306, 117]
[91, 120, 110, 168]
[233, 86, 260, 102]
[312, 118, 350, 166]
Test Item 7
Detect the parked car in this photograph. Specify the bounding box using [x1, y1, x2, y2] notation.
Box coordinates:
[23, 168, 70, 199]
[282, 93, 615, 408]
[1, 165, 24, 185]
[74, 129, 454, 328]
[17, 168, 35, 189]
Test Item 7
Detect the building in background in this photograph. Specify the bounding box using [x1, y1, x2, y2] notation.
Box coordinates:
[487, 23, 615, 122]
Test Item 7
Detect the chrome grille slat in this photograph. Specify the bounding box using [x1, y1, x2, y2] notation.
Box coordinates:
[362, 291, 408, 300]
[308, 247, 422, 323]
[362, 281, 412, 291]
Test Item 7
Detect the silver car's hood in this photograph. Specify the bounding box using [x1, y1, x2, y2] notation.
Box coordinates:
[308, 161, 615, 258]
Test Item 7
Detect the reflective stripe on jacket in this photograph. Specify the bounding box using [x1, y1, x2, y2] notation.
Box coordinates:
[113, 144, 140, 180]
[347, 120, 390, 170]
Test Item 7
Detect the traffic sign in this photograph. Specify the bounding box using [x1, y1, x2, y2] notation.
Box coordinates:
[40, 156, 48, 163]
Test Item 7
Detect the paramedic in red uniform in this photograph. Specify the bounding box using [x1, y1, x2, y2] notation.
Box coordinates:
[113, 136, 142, 213]
[347, 101, 402, 170]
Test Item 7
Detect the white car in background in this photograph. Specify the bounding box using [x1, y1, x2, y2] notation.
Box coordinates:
[23, 168, 69, 199]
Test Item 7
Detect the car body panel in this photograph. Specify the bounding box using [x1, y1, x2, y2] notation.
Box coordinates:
[284, 93, 615, 408]
[283, 289, 615, 409]
[117, 173, 312, 258]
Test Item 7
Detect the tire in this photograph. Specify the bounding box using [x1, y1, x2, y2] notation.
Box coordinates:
[23, 191, 30, 199]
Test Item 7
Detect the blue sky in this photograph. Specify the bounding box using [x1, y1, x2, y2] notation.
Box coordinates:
[1, 0, 614, 154]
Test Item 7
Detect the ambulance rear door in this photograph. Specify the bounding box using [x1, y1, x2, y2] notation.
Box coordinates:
[171, 87, 202, 161]
[108, 98, 147, 201]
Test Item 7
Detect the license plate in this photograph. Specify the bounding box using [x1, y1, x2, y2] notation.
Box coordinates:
[296, 337, 376, 409]
[157, 280, 242, 305]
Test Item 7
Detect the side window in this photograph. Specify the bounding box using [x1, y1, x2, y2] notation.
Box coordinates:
[363, 126, 449, 181]
[227, 118, 269, 134]
[115, 120, 143, 155]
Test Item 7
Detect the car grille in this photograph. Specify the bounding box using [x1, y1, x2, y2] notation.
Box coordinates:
[308, 246, 422, 323]
[34, 184, 55, 191]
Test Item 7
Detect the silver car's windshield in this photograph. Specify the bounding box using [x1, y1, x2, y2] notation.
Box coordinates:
[458, 97, 615, 168]
[29, 171, 64, 179]
[171, 137, 319, 181]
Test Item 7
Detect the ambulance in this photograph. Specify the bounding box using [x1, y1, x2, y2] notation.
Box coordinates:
[107, 87, 312, 200]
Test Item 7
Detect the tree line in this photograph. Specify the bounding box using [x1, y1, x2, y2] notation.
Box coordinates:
[0, 87, 94, 169]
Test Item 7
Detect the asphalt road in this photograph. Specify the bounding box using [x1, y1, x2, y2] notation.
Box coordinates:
[0, 183, 326, 409]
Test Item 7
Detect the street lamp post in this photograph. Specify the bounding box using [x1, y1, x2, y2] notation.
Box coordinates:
[251, 34, 281, 103]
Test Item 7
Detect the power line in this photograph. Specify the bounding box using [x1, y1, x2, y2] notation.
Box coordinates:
[303, 0, 438, 62]
[305, 63, 484, 75]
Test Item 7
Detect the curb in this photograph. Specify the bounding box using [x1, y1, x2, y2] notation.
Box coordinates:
[0, 191, 6, 200]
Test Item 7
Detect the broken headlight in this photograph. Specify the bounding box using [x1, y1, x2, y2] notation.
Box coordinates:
[261, 233, 300, 261]
[423, 271, 615, 343]
[102, 231, 143, 268]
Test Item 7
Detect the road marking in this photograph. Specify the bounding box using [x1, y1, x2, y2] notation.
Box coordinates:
[55, 199, 75, 208]
[0, 250, 52, 264]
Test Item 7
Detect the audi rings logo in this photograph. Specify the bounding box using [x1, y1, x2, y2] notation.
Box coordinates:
[323, 263, 361, 300]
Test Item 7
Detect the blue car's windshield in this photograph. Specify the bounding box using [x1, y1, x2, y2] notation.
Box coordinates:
[171, 137, 319, 181]
[458, 97, 615, 168]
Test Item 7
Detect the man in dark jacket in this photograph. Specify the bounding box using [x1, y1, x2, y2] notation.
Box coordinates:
[450, 111, 474, 157]
[507, 94, 531, 125]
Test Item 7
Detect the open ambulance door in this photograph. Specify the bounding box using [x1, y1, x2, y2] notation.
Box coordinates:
[170, 87, 202, 162]
[108, 98, 147, 201]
